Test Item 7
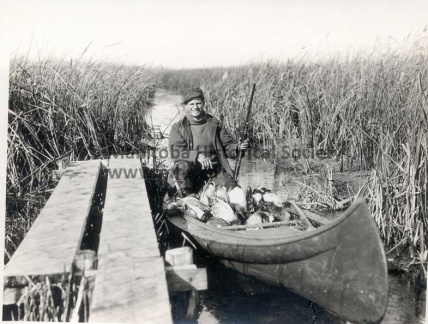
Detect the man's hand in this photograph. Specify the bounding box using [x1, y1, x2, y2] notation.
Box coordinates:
[197, 153, 213, 170]
[238, 138, 250, 151]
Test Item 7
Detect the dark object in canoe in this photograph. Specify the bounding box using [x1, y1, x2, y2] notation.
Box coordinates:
[166, 198, 388, 323]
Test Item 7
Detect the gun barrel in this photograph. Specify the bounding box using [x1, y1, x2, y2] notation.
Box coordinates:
[234, 83, 256, 181]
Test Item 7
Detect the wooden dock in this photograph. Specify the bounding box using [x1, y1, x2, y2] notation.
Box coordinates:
[3, 155, 206, 322]
[4, 160, 102, 277]
[89, 157, 172, 323]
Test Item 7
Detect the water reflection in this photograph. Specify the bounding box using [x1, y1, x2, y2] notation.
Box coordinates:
[383, 271, 426, 323]
[192, 256, 344, 324]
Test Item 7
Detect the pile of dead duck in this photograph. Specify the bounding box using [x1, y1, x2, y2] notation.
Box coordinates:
[166, 185, 305, 230]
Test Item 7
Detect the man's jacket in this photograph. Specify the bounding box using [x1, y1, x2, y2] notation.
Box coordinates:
[169, 114, 238, 177]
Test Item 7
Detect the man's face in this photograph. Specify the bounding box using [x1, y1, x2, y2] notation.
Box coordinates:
[185, 98, 204, 118]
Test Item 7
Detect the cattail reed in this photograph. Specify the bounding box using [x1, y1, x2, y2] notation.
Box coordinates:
[160, 33, 427, 264]
[6, 54, 158, 262]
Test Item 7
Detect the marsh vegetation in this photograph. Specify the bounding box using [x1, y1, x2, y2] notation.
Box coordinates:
[160, 37, 427, 273]
[6, 55, 158, 263]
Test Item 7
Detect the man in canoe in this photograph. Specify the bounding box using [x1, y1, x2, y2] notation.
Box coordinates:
[169, 87, 249, 196]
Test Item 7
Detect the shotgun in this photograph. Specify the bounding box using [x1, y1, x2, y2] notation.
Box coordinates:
[234, 83, 256, 181]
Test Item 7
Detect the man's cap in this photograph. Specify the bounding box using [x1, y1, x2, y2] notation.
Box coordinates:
[183, 88, 205, 104]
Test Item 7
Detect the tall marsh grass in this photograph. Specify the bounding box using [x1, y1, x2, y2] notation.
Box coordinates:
[6, 55, 158, 262]
[160, 37, 427, 265]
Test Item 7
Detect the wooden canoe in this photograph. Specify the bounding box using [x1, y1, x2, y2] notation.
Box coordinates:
[166, 198, 388, 323]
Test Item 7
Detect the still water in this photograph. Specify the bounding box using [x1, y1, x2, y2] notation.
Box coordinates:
[149, 90, 426, 323]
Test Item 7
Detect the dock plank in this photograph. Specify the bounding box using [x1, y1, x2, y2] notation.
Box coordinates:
[90, 257, 171, 323]
[4, 160, 102, 277]
[89, 157, 172, 323]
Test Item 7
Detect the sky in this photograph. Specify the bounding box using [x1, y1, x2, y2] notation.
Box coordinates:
[4, 0, 428, 69]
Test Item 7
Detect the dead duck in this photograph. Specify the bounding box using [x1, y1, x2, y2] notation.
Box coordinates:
[252, 188, 264, 206]
[228, 186, 248, 214]
[211, 197, 239, 224]
[200, 182, 216, 206]
[262, 192, 287, 207]
[177, 197, 211, 221]
[215, 186, 230, 203]
[246, 211, 274, 226]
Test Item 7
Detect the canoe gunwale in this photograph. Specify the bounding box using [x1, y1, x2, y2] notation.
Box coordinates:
[170, 198, 366, 247]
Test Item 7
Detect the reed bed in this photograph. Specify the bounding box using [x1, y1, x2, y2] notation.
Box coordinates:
[3, 273, 95, 321]
[6, 55, 158, 263]
[160, 36, 427, 265]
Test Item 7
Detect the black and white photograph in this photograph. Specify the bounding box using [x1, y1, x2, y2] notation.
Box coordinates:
[0, 0, 427, 322]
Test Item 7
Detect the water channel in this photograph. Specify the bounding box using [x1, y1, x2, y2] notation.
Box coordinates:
[148, 89, 426, 323]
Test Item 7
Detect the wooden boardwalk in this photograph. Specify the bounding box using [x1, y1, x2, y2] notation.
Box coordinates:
[4, 160, 102, 277]
[3, 156, 198, 322]
[89, 157, 172, 323]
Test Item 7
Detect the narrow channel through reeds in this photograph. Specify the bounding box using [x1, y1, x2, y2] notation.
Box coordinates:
[160, 35, 427, 272]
